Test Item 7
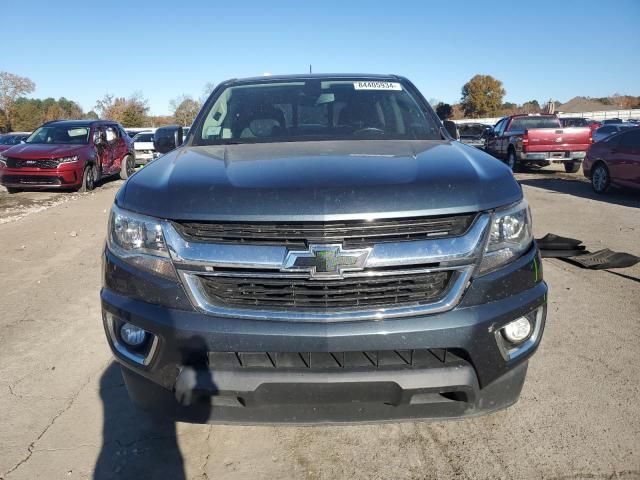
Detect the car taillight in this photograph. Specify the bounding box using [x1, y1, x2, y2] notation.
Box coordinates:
[522, 130, 529, 151]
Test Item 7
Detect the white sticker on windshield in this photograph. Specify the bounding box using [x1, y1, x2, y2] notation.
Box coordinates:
[353, 81, 402, 91]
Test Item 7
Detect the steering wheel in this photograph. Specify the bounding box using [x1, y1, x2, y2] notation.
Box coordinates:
[353, 127, 385, 136]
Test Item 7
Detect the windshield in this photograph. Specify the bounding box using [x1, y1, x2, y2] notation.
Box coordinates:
[194, 79, 440, 145]
[0, 134, 25, 145]
[509, 117, 561, 130]
[560, 118, 588, 127]
[459, 124, 487, 137]
[134, 133, 154, 142]
[26, 125, 90, 145]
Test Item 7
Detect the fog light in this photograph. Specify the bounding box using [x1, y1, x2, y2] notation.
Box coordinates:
[120, 323, 147, 346]
[502, 317, 532, 344]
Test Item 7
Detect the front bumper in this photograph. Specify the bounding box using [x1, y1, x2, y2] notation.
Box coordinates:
[101, 245, 547, 424]
[0, 166, 82, 188]
[134, 151, 155, 165]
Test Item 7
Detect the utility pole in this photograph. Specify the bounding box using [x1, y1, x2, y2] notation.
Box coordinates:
[309, 64, 312, 74]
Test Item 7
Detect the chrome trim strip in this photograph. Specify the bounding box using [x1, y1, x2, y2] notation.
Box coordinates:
[179, 266, 474, 322]
[162, 214, 490, 271]
[177, 265, 460, 279]
[162, 221, 286, 269]
[366, 214, 489, 268]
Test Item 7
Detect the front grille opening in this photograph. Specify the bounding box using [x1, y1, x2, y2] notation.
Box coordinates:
[207, 348, 462, 370]
[173, 214, 477, 249]
[2, 175, 62, 185]
[197, 270, 453, 311]
[5, 157, 60, 169]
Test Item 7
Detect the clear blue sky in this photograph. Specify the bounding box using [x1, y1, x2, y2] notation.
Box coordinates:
[4, 0, 639, 115]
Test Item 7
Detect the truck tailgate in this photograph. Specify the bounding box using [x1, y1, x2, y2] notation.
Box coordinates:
[525, 127, 591, 152]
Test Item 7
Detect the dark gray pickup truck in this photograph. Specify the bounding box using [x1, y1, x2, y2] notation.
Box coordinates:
[101, 74, 547, 423]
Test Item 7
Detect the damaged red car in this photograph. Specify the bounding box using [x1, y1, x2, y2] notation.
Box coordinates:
[0, 120, 136, 193]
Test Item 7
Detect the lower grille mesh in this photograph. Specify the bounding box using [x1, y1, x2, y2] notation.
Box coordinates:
[197, 270, 452, 310]
[208, 349, 454, 370]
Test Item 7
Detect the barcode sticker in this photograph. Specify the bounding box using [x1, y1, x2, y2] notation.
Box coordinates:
[353, 81, 402, 91]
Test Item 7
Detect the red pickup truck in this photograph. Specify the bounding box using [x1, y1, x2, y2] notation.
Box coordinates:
[485, 114, 592, 173]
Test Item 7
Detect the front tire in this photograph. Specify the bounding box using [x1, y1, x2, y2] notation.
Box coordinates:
[564, 161, 581, 173]
[120, 155, 135, 180]
[77, 164, 97, 192]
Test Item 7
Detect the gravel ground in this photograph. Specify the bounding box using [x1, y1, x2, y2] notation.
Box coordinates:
[0, 166, 638, 480]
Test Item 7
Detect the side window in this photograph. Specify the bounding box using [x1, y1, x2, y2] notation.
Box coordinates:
[105, 126, 118, 143]
[618, 129, 640, 149]
[494, 119, 506, 136]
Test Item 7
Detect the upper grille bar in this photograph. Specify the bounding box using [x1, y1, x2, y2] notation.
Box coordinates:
[163, 213, 490, 271]
[172, 214, 476, 249]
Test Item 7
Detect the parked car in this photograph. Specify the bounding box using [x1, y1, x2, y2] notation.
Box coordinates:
[602, 118, 623, 125]
[583, 127, 640, 193]
[457, 123, 491, 148]
[0, 120, 135, 193]
[0, 132, 31, 153]
[485, 114, 591, 173]
[592, 124, 635, 143]
[102, 73, 547, 424]
[132, 132, 155, 165]
[126, 129, 152, 139]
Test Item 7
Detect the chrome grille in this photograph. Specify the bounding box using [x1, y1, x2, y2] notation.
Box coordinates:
[6, 157, 59, 169]
[197, 270, 452, 310]
[173, 214, 476, 248]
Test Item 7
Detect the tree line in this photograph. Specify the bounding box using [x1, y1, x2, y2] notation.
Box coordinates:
[2, 70, 639, 132]
[0, 71, 216, 132]
[434, 74, 640, 121]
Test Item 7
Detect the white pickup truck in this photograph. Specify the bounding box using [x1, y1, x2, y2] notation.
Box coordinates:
[132, 132, 156, 165]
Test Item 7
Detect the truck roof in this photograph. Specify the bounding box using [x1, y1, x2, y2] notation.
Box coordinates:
[41, 119, 116, 127]
[227, 73, 401, 85]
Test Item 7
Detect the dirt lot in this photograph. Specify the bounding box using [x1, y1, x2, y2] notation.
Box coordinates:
[0, 167, 639, 480]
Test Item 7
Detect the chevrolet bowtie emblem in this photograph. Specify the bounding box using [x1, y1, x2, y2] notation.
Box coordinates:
[283, 244, 371, 279]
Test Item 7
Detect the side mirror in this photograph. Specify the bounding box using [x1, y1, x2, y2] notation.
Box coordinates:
[154, 125, 184, 154]
[443, 120, 459, 140]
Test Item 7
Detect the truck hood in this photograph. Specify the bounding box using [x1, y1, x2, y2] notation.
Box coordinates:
[2, 143, 87, 159]
[120, 140, 522, 221]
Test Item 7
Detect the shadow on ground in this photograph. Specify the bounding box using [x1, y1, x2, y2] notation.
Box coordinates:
[93, 363, 187, 480]
[518, 174, 640, 209]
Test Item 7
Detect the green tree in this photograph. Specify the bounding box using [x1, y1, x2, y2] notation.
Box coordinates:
[460, 75, 506, 118]
[435, 103, 453, 120]
[11, 99, 44, 131]
[0, 71, 36, 129]
[521, 99, 541, 113]
[170, 95, 201, 126]
[95, 92, 149, 127]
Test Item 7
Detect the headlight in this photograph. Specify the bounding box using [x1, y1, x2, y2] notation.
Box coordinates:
[479, 199, 533, 274]
[0, 154, 7, 167]
[57, 155, 79, 164]
[107, 205, 177, 279]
